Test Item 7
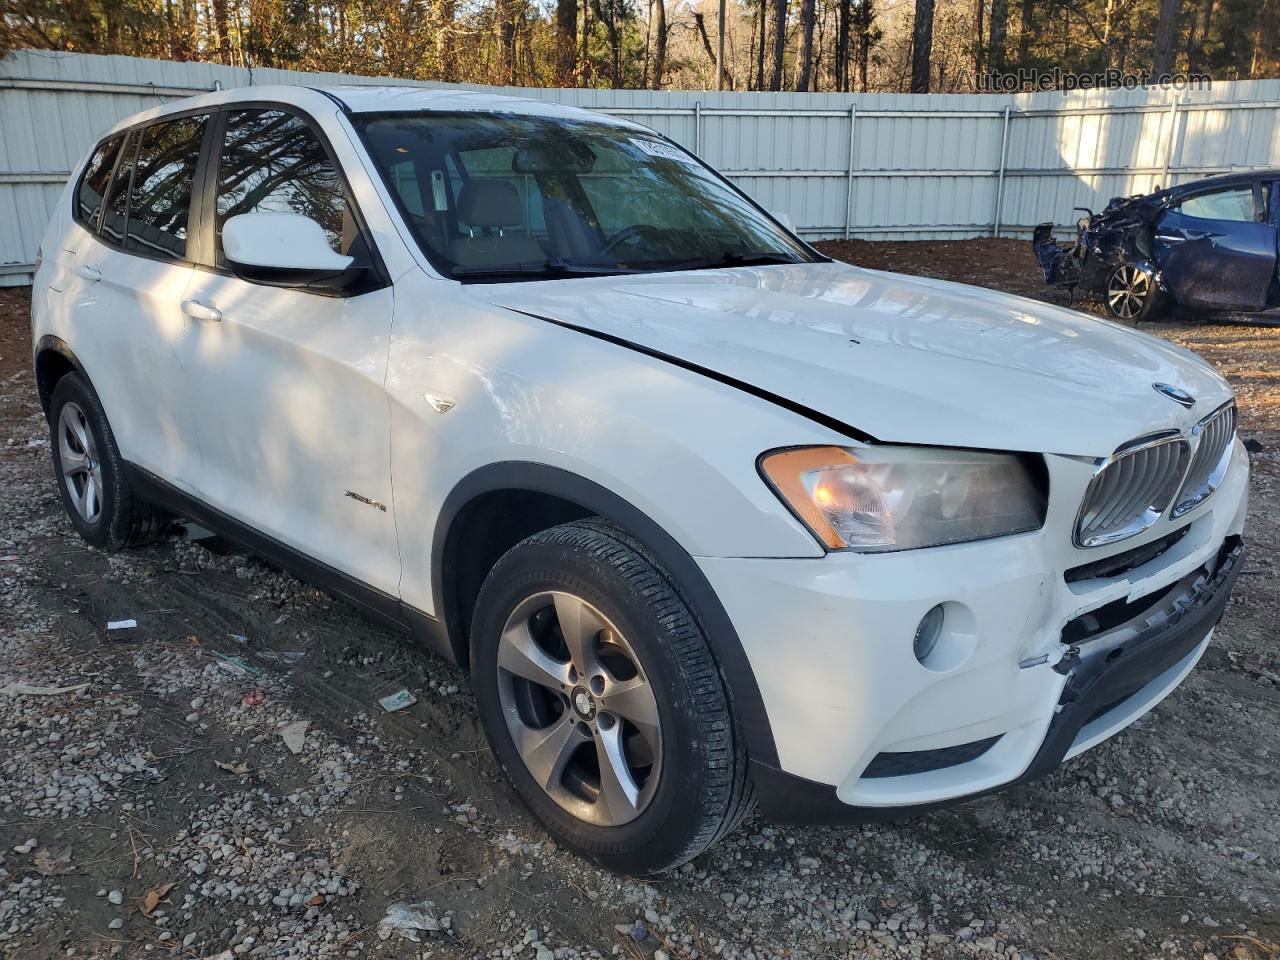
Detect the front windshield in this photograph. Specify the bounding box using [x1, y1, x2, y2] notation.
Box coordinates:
[354, 111, 819, 281]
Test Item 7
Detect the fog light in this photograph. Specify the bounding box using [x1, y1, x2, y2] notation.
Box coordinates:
[913, 605, 945, 664]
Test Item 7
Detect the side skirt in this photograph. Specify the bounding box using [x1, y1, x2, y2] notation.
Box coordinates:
[124, 464, 454, 662]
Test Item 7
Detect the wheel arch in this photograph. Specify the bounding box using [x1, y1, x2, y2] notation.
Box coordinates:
[432, 460, 780, 768]
[34, 336, 90, 415]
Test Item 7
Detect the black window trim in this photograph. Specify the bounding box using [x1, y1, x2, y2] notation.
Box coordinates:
[69, 100, 390, 299]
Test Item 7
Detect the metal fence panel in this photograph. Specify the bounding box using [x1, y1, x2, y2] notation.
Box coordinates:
[2, 50, 1280, 283]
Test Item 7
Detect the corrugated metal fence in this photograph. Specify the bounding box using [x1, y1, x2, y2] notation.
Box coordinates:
[3, 49, 1280, 284]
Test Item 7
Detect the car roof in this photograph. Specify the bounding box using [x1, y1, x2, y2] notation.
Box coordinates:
[1160, 169, 1280, 197]
[99, 84, 647, 139]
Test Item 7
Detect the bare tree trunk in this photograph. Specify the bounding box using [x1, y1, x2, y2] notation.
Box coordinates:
[211, 0, 231, 62]
[755, 0, 768, 88]
[836, 0, 851, 90]
[909, 0, 934, 92]
[556, 0, 577, 83]
[694, 11, 733, 87]
[651, 0, 667, 87]
[1100, 0, 1122, 68]
[1185, 0, 1214, 71]
[854, 0, 875, 91]
[1152, 0, 1180, 77]
[1017, 0, 1033, 64]
[438, 0, 457, 81]
[988, 0, 1007, 74]
[974, 0, 985, 81]
[769, 0, 788, 89]
[498, 0, 518, 83]
[796, 0, 817, 88]
[717, 0, 727, 88]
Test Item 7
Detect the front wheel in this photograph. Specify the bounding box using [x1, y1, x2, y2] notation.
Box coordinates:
[471, 520, 753, 874]
[1105, 264, 1169, 322]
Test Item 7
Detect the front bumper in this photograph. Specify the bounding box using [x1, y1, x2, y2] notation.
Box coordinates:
[698, 440, 1249, 821]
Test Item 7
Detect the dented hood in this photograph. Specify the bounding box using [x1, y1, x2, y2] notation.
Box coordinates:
[482, 260, 1231, 457]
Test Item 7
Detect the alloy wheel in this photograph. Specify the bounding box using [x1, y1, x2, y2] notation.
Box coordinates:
[1107, 265, 1151, 319]
[496, 591, 662, 826]
[58, 401, 103, 524]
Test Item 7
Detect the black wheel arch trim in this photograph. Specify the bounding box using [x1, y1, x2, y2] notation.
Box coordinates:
[33, 335, 94, 414]
[432, 459, 782, 769]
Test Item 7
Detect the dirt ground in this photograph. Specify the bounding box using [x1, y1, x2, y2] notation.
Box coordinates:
[1, 239, 1278, 960]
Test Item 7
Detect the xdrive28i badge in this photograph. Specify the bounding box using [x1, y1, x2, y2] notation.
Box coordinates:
[1153, 382, 1196, 407]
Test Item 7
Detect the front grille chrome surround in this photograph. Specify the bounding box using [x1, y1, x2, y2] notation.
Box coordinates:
[1074, 433, 1190, 548]
[1171, 402, 1236, 518]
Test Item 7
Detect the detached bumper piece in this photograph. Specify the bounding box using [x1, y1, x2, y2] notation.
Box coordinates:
[751, 535, 1243, 824]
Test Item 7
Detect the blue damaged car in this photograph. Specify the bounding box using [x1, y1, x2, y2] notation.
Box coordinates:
[1034, 170, 1280, 322]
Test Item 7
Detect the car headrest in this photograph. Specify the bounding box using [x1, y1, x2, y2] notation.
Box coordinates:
[458, 180, 521, 229]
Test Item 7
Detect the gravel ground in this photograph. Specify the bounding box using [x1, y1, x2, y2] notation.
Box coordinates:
[1, 239, 1278, 960]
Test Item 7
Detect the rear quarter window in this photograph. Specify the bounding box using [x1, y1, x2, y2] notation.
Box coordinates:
[75, 136, 123, 230]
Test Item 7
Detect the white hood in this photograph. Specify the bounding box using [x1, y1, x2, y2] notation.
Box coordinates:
[482, 260, 1232, 458]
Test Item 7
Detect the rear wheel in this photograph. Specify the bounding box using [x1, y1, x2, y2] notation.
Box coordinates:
[1105, 264, 1168, 322]
[48, 374, 167, 550]
[471, 520, 752, 874]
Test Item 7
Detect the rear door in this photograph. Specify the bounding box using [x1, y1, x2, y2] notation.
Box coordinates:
[64, 115, 210, 488]
[1155, 181, 1277, 312]
[179, 107, 401, 598]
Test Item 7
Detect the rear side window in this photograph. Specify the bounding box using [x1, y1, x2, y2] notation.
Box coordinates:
[215, 109, 368, 266]
[1177, 186, 1257, 223]
[76, 137, 122, 230]
[100, 131, 138, 245]
[126, 115, 207, 261]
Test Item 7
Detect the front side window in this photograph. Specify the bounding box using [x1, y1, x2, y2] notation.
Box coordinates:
[1177, 186, 1257, 223]
[126, 115, 207, 260]
[76, 136, 123, 230]
[215, 109, 368, 266]
[355, 112, 815, 280]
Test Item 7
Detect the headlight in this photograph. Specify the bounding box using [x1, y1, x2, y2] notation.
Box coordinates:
[759, 445, 1047, 552]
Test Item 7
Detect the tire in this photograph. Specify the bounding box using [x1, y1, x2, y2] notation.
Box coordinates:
[1104, 264, 1169, 322]
[471, 519, 753, 874]
[48, 373, 168, 550]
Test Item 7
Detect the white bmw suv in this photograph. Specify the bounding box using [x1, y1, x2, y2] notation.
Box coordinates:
[32, 85, 1248, 874]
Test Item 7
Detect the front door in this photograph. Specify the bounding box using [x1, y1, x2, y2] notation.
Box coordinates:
[180, 107, 401, 597]
[1156, 182, 1277, 312]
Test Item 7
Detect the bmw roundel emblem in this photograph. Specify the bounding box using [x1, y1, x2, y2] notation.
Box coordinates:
[1153, 382, 1195, 407]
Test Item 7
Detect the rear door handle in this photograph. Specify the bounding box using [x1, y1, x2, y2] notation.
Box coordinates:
[181, 298, 222, 323]
[74, 264, 102, 282]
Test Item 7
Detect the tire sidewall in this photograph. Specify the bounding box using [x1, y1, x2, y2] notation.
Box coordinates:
[472, 534, 726, 873]
[49, 374, 122, 548]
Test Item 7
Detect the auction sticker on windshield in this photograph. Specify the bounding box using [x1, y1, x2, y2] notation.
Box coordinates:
[630, 138, 696, 163]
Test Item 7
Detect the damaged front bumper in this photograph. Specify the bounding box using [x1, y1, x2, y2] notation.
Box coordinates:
[704, 442, 1249, 825]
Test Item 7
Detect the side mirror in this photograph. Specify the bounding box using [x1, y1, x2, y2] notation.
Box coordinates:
[222, 212, 358, 288]
[770, 209, 797, 233]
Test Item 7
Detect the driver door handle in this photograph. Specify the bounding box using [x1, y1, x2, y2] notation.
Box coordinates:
[181, 298, 222, 323]
[74, 263, 102, 282]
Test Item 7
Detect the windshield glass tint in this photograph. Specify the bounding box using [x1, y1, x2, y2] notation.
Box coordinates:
[355, 112, 815, 280]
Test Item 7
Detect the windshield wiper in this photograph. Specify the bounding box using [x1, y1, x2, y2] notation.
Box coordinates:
[451, 259, 636, 280]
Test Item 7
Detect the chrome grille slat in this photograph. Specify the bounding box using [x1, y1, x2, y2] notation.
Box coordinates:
[1172, 403, 1236, 518]
[1074, 435, 1189, 548]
